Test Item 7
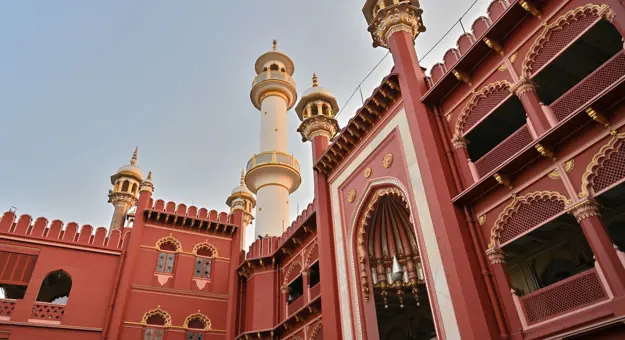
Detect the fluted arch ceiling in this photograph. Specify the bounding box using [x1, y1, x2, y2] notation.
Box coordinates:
[366, 195, 418, 262]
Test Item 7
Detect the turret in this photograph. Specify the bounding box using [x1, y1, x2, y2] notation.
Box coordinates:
[295, 74, 340, 159]
[108, 147, 143, 231]
[226, 170, 256, 229]
[245, 41, 301, 237]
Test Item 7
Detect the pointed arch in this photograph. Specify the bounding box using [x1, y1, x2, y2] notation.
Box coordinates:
[283, 261, 303, 285]
[490, 191, 571, 247]
[183, 312, 211, 330]
[192, 242, 218, 258]
[453, 80, 513, 137]
[36, 269, 72, 304]
[580, 132, 625, 198]
[521, 4, 616, 77]
[309, 320, 323, 340]
[155, 234, 181, 252]
[140, 306, 172, 327]
[304, 241, 319, 267]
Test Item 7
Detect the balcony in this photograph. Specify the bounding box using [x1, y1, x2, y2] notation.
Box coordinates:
[246, 151, 300, 174]
[29, 302, 65, 324]
[549, 52, 625, 122]
[287, 296, 305, 317]
[0, 299, 15, 320]
[513, 268, 608, 327]
[474, 125, 533, 177]
[309, 283, 321, 300]
[252, 70, 296, 88]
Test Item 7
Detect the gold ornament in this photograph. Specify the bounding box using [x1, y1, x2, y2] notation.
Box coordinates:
[382, 153, 394, 168]
[347, 189, 357, 203]
[364, 167, 372, 178]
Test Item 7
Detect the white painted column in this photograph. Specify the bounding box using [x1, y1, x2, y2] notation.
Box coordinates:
[254, 184, 290, 237]
[259, 95, 288, 153]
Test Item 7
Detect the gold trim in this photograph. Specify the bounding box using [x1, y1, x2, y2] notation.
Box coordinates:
[364, 167, 372, 178]
[509, 52, 519, 64]
[183, 312, 212, 330]
[140, 306, 172, 327]
[192, 242, 218, 258]
[155, 234, 182, 252]
[454, 80, 512, 136]
[564, 159, 575, 173]
[478, 215, 486, 226]
[382, 153, 394, 168]
[548, 169, 561, 180]
[579, 131, 625, 197]
[347, 189, 357, 203]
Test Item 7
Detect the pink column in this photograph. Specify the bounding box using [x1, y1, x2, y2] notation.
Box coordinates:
[486, 248, 524, 339]
[452, 135, 479, 184]
[302, 270, 310, 303]
[605, 0, 625, 40]
[512, 78, 553, 136]
[569, 199, 625, 296]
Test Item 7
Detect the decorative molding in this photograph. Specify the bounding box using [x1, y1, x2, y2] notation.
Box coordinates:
[309, 320, 323, 339]
[510, 77, 536, 96]
[522, 4, 610, 77]
[367, 2, 426, 48]
[452, 69, 472, 85]
[586, 107, 610, 128]
[548, 169, 561, 180]
[382, 153, 394, 168]
[304, 241, 319, 267]
[454, 80, 512, 136]
[140, 306, 172, 327]
[283, 261, 303, 285]
[298, 115, 340, 142]
[579, 131, 625, 198]
[192, 242, 218, 258]
[451, 134, 468, 149]
[478, 215, 486, 226]
[567, 199, 601, 223]
[509, 52, 519, 64]
[485, 247, 505, 265]
[155, 234, 182, 252]
[490, 191, 571, 248]
[483, 37, 504, 55]
[364, 167, 372, 178]
[564, 159, 575, 173]
[519, 0, 541, 18]
[183, 312, 212, 330]
[535, 143, 556, 160]
[347, 189, 357, 203]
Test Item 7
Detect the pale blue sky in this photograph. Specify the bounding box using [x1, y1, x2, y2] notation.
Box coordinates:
[0, 1, 490, 245]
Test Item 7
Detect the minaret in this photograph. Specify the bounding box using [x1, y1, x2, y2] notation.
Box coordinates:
[295, 73, 340, 151]
[226, 170, 256, 248]
[245, 40, 301, 237]
[108, 147, 143, 231]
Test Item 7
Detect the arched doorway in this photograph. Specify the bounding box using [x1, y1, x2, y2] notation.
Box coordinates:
[355, 187, 437, 340]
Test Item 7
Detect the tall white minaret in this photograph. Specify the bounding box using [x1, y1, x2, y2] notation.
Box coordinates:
[245, 40, 301, 237]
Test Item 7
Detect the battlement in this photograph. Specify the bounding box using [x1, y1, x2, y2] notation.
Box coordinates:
[245, 200, 315, 260]
[145, 198, 238, 235]
[0, 211, 129, 252]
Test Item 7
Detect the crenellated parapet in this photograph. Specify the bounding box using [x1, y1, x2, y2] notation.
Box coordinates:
[145, 199, 238, 235]
[0, 211, 130, 252]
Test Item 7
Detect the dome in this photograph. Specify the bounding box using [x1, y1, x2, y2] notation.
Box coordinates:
[116, 164, 143, 179]
[231, 170, 253, 196]
[301, 86, 333, 98]
[294, 74, 340, 119]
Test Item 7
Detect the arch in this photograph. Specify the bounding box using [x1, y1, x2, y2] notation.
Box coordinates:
[304, 241, 319, 267]
[580, 132, 625, 198]
[155, 234, 181, 252]
[521, 4, 616, 77]
[309, 320, 323, 340]
[183, 312, 211, 330]
[269, 63, 280, 71]
[131, 183, 138, 194]
[453, 80, 512, 137]
[141, 306, 172, 327]
[36, 269, 72, 304]
[490, 191, 571, 248]
[121, 180, 130, 192]
[283, 261, 303, 285]
[192, 242, 218, 258]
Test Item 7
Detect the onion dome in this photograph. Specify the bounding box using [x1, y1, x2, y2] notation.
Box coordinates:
[111, 147, 143, 184]
[294, 73, 340, 120]
[226, 170, 256, 208]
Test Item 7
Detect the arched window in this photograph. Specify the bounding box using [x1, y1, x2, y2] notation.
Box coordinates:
[36, 270, 71, 305]
[193, 243, 217, 279]
[121, 180, 130, 192]
[131, 183, 138, 194]
[141, 306, 171, 340]
[155, 236, 181, 274]
[184, 312, 211, 340]
[269, 63, 280, 71]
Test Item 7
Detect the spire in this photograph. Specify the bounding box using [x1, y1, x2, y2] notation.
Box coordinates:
[130, 146, 139, 166]
[147, 171, 152, 181]
[272, 40, 277, 51]
[312, 73, 319, 87]
[240, 169, 245, 185]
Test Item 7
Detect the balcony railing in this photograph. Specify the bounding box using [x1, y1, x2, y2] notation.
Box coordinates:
[252, 70, 296, 88]
[0, 299, 15, 320]
[309, 283, 321, 300]
[30, 302, 65, 324]
[550, 52, 625, 122]
[514, 268, 608, 326]
[287, 296, 305, 317]
[474, 124, 533, 177]
[246, 151, 300, 173]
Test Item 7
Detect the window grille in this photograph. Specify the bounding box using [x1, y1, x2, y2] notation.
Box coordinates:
[194, 258, 212, 278]
[143, 328, 164, 340]
[187, 331, 204, 340]
[156, 252, 175, 273]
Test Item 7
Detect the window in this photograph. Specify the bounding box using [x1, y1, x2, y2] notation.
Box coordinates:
[143, 328, 164, 340]
[287, 275, 304, 304]
[194, 258, 211, 278]
[154, 237, 180, 274]
[192, 243, 217, 279]
[309, 261, 320, 287]
[36, 270, 71, 305]
[0, 250, 37, 299]
[184, 313, 210, 340]
[141, 307, 170, 340]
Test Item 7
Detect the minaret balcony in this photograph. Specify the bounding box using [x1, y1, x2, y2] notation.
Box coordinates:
[245, 151, 301, 194]
[250, 70, 297, 110]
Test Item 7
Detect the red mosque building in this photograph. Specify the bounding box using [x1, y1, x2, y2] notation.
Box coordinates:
[2, 0, 625, 339]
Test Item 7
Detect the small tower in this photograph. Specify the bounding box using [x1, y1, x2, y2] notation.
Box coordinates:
[245, 41, 301, 237]
[226, 171, 256, 248]
[108, 147, 143, 231]
[295, 74, 340, 150]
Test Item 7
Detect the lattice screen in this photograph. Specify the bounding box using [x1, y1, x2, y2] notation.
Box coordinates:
[475, 125, 533, 177]
[500, 198, 565, 244]
[593, 141, 625, 193]
[464, 88, 510, 132]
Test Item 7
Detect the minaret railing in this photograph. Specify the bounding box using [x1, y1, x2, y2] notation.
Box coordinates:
[246, 151, 300, 173]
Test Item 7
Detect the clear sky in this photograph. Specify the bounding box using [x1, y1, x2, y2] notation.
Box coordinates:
[0, 0, 490, 247]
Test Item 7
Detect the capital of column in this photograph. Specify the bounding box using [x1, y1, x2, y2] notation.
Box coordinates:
[451, 134, 468, 149]
[567, 199, 602, 223]
[510, 77, 537, 97]
[108, 192, 138, 206]
[364, 1, 426, 49]
[297, 115, 339, 142]
[486, 247, 506, 265]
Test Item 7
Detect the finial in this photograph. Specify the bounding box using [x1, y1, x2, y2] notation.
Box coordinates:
[273, 40, 277, 51]
[147, 171, 152, 180]
[130, 146, 139, 166]
[312, 73, 318, 87]
[240, 169, 245, 185]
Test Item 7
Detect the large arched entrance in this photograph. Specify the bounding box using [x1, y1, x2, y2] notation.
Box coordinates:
[354, 186, 437, 340]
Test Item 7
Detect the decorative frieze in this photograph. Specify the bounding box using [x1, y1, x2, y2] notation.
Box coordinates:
[567, 199, 601, 222]
[486, 247, 506, 265]
[367, 1, 426, 48]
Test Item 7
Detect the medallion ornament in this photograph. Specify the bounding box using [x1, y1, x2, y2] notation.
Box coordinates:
[364, 167, 372, 178]
[478, 215, 486, 226]
[348, 189, 357, 203]
[382, 153, 394, 168]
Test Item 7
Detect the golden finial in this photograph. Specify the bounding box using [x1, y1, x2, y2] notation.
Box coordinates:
[147, 171, 152, 180]
[272, 40, 277, 51]
[312, 73, 319, 87]
[130, 146, 139, 166]
[240, 169, 245, 185]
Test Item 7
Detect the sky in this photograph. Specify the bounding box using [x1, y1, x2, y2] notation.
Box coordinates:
[0, 0, 491, 247]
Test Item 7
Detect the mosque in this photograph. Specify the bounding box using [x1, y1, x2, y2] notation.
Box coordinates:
[2, 0, 625, 339]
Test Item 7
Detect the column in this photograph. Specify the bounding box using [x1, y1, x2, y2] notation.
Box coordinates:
[605, 1, 625, 41]
[452, 135, 480, 184]
[301, 269, 310, 303]
[486, 248, 524, 339]
[569, 199, 625, 296]
[511, 78, 554, 136]
[225, 210, 245, 339]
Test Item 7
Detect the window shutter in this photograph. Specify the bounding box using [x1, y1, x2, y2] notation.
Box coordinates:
[0, 251, 37, 285]
[203, 259, 211, 278]
[195, 259, 202, 277]
[165, 254, 175, 273]
[156, 253, 166, 272]
[197, 333, 204, 340]
[155, 329, 164, 340]
[187, 332, 195, 340]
